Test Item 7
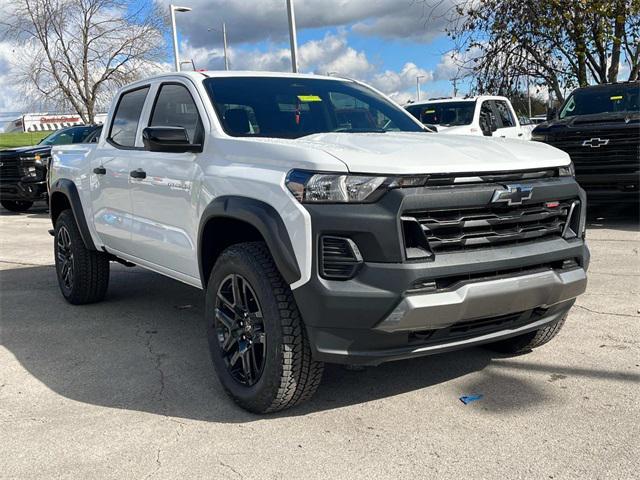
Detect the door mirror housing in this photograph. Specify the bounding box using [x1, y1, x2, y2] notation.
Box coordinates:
[142, 126, 202, 153]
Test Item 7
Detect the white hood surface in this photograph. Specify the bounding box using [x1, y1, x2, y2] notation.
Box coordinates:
[292, 132, 570, 175]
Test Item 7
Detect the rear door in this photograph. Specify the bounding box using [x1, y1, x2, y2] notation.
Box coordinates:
[128, 81, 205, 281]
[90, 86, 150, 254]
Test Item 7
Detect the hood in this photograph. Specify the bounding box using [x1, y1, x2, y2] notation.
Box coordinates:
[292, 131, 570, 174]
[536, 111, 640, 133]
[0, 145, 51, 155]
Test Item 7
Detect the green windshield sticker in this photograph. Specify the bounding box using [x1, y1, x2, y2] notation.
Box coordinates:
[425, 109, 436, 113]
[610, 95, 623, 100]
[297, 95, 322, 102]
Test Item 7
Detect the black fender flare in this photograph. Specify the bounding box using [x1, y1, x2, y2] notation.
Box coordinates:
[198, 196, 301, 285]
[49, 178, 97, 251]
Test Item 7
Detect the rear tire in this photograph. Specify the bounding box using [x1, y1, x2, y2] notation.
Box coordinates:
[486, 314, 568, 355]
[206, 242, 324, 413]
[54, 209, 110, 304]
[1, 199, 33, 212]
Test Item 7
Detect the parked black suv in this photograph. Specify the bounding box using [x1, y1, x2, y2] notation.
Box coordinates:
[0, 125, 101, 212]
[532, 82, 639, 203]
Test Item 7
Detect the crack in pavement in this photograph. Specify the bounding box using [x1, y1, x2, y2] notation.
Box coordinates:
[219, 460, 244, 479]
[575, 304, 639, 318]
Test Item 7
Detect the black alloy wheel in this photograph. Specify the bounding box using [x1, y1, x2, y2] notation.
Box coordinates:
[56, 225, 74, 292]
[215, 273, 266, 386]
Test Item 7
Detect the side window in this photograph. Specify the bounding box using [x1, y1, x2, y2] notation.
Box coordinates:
[494, 100, 515, 127]
[109, 87, 149, 147]
[479, 101, 497, 135]
[150, 83, 203, 143]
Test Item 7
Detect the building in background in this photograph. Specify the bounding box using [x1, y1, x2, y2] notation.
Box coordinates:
[2, 113, 107, 133]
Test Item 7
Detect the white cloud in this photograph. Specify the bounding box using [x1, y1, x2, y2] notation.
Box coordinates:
[156, 0, 455, 47]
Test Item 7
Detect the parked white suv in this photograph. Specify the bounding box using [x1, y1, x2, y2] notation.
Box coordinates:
[406, 96, 534, 140]
[49, 72, 588, 413]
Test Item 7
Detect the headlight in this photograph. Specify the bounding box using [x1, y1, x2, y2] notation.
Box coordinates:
[558, 162, 575, 177]
[531, 133, 547, 142]
[286, 170, 429, 203]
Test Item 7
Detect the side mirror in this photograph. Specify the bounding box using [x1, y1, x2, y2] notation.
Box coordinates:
[142, 126, 202, 153]
[546, 107, 557, 121]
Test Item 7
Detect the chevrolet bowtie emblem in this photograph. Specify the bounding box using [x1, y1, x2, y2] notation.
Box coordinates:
[582, 137, 609, 148]
[491, 184, 533, 206]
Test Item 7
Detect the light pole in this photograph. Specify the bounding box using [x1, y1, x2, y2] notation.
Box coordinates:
[170, 5, 192, 72]
[286, 0, 298, 73]
[208, 23, 229, 70]
[416, 75, 425, 101]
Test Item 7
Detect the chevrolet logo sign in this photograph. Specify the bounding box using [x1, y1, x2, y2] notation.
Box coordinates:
[491, 184, 533, 206]
[582, 137, 609, 148]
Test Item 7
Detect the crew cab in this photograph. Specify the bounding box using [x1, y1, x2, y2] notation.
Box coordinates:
[49, 72, 589, 413]
[532, 82, 639, 203]
[0, 125, 101, 212]
[406, 96, 534, 140]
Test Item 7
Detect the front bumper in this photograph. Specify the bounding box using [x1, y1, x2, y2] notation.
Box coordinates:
[0, 180, 47, 202]
[293, 176, 589, 365]
[577, 173, 639, 203]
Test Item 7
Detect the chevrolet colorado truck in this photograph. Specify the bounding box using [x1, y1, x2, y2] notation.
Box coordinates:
[532, 82, 639, 203]
[49, 72, 589, 413]
[0, 125, 102, 212]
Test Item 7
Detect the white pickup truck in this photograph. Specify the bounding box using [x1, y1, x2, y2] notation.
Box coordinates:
[406, 96, 535, 140]
[49, 72, 589, 413]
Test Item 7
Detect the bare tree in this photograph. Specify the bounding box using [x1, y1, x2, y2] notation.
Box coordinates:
[430, 0, 640, 102]
[1, 0, 167, 122]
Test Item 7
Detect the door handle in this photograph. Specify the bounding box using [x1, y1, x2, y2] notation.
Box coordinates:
[93, 166, 106, 175]
[130, 168, 146, 179]
[518, 133, 524, 137]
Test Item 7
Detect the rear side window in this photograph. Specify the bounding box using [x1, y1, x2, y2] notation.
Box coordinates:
[109, 87, 149, 147]
[150, 83, 203, 143]
[494, 100, 515, 127]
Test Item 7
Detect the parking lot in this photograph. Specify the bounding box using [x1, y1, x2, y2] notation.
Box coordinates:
[1, 202, 638, 479]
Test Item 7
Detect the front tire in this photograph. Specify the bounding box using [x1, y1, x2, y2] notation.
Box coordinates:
[206, 242, 324, 413]
[1, 199, 33, 212]
[54, 210, 110, 304]
[486, 314, 568, 354]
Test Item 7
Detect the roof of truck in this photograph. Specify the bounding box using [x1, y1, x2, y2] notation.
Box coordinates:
[152, 70, 351, 81]
[407, 95, 510, 107]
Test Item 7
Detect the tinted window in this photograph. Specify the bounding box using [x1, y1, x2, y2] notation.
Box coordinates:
[560, 83, 640, 118]
[150, 84, 203, 143]
[109, 87, 149, 147]
[479, 101, 497, 135]
[204, 77, 423, 139]
[494, 101, 515, 127]
[39, 126, 100, 146]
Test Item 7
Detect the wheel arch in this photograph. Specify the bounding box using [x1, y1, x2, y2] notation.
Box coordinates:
[198, 197, 301, 288]
[49, 178, 97, 251]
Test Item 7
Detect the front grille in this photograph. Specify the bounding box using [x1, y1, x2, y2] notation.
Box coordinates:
[0, 153, 21, 182]
[545, 128, 640, 175]
[406, 200, 575, 253]
[319, 236, 363, 280]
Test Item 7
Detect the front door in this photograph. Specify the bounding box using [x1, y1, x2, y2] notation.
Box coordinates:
[493, 100, 521, 139]
[91, 86, 150, 254]
[128, 82, 205, 280]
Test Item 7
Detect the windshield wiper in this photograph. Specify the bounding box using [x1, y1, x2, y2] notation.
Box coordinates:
[333, 128, 387, 133]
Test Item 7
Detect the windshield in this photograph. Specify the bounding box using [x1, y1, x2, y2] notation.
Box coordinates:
[38, 126, 98, 145]
[406, 101, 476, 126]
[559, 84, 640, 119]
[203, 77, 423, 139]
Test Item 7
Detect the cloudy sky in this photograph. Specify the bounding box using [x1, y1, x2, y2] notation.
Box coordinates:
[0, 0, 464, 114]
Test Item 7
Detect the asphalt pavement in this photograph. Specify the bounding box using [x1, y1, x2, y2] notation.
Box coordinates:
[1, 201, 639, 479]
